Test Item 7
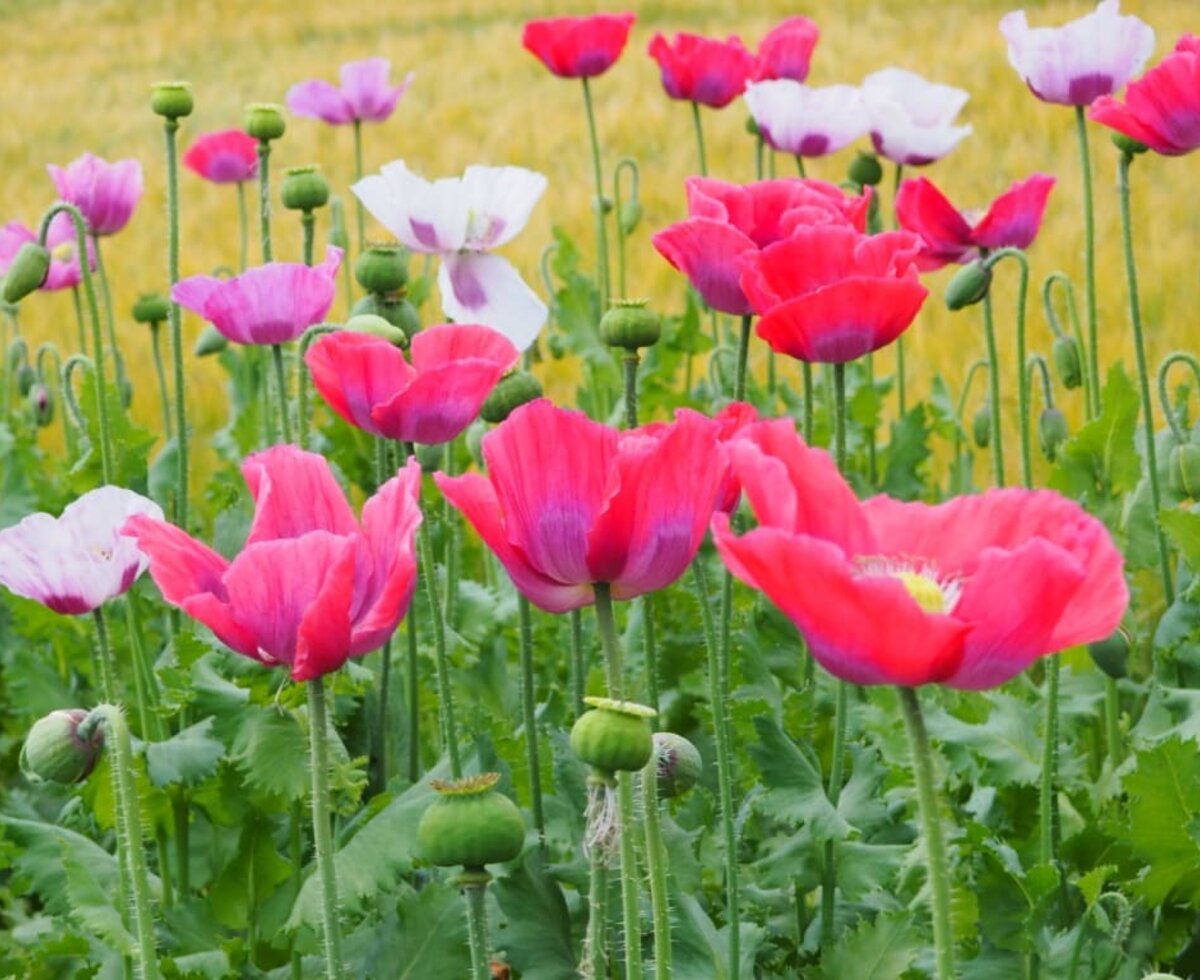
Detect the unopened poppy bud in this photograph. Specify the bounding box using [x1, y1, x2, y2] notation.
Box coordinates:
[151, 81, 194, 120]
[281, 165, 330, 212]
[327, 196, 349, 251]
[244, 103, 286, 142]
[848, 152, 883, 187]
[29, 383, 54, 427]
[652, 732, 702, 799]
[480, 370, 542, 424]
[1110, 132, 1148, 156]
[1088, 629, 1129, 679]
[15, 362, 35, 397]
[592, 194, 613, 216]
[2, 243, 52, 303]
[344, 314, 407, 347]
[600, 298, 661, 351]
[1052, 335, 1082, 390]
[570, 696, 656, 775]
[744, 115, 761, 138]
[619, 199, 643, 236]
[354, 243, 409, 295]
[414, 441, 445, 472]
[193, 324, 229, 357]
[547, 333, 566, 359]
[131, 293, 171, 325]
[1038, 408, 1068, 461]
[416, 773, 526, 870]
[348, 294, 420, 340]
[972, 404, 992, 449]
[20, 709, 104, 784]
[945, 260, 992, 311]
[1169, 444, 1200, 499]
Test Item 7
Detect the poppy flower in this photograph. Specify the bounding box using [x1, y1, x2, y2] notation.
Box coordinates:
[1000, 0, 1154, 107]
[753, 16, 820, 83]
[522, 13, 636, 79]
[713, 419, 1128, 689]
[861, 68, 972, 166]
[123, 446, 422, 682]
[353, 160, 547, 350]
[744, 80, 869, 157]
[738, 225, 927, 363]
[0, 214, 95, 292]
[435, 399, 726, 613]
[47, 153, 143, 237]
[305, 324, 519, 445]
[1090, 35, 1200, 156]
[182, 130, 259, 184]
[0, 486, 162, 615]
[647, 32, 756, 109]
[286, 57, 414, 125]
[895, 174, 1056, 270]
[172, 245, 342, 345]
[653, 176, 869, 316]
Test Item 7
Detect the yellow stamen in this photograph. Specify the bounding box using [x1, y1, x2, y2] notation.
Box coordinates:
[895, 571, 947, 614]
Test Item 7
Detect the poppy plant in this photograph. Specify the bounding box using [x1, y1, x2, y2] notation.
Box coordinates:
[286, 57, 414, 125]
[1090, 36, 1200, 156]
[647, 31, 756, 109]
[123, 445, 422, 682]
[713, 419, 1128, 688]
[0, 214, 95, 291]
[522, 13, 636, 79]
[182, 129, 259, 183]
[753, 16, 819, 82]
[47, 152, 143, 237]
[861, 68, 972, 166]
[744, 80, 869, 158]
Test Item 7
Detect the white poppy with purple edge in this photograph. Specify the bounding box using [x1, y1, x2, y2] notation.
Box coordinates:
[861, 67, 972, 166]
[744, 80, 869, 157]
[352, 160, 549, 351]
[0, 487, 163, 615]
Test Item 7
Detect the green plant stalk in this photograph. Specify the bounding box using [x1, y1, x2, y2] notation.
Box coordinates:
[624, 353, 639, 428]
[1075, 107, 1101, 418]
[897, 687, 955, 980]
[690, 100, 708, 177]
[612, 158, 637, 300]
[1040, 653, 1061, 866]
[297, 324, 335, 451]
[802, 361, 814, 443]
[1117, 152, 1174, 605]
[580, 77, 611, 309]
[1104, 675, 1121, 765]
[257, 140, 273, 263]
[407, 603, 421, 782]
[149, 323, 172, 438]
[290, 802, 304, 980]
[794, 154, 807, 178]
[302, 211, 316, 267]
[1157, 351, 1200, 446]
[91, 235, 127, 405]
[72, 285, 88, 357]
[172, 789, 190, 896]
[734, 314, 752, 401]
[353, 120, 366, 252]
[271, 343, 292, 444]
[570, 608, 586, 719]
[1041, 272, 1093, 422]
[91, 606, 120, 725]
[464, 880, 490, 980]
[585, 849, 609, 978]
[163, 121, 189, 528]
[981, 289, 1006, 487]
[988, 249, 1032, 488]
[443, 440, 461, 627]
[954, 360, 990, 475]
[518, 594, 546, 843]
[374, 438, 393, 789]
[307, 677, 345, 980]
[236, 181, 249, 273]
[865, 354, 877, 484]
[893, 163, 908, 416]
[642, 764, 671, 980]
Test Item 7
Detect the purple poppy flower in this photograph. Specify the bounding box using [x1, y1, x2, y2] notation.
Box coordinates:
[46, 153, 143, 237]
[287, 58, 414, 125]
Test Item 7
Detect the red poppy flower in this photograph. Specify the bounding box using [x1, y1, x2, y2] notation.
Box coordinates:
[713, 420, 1128, 688]
[522, 13, 636, 79]
[183, 130, 259, 184]
[753, 16, 820, 82]
[647, 32, 756, 109]
[895, 174, 1055, 271]
[738, 226, 928, 363]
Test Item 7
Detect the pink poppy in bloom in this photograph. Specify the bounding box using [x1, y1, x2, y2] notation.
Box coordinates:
[1090, 36, 1200, 156]
[744, 80, 869, 157]
[0, 215, 95, 292]
[172, 245, 342, 345]
[647, 32, 756, 109]
[47, 153, 143, 237]
[861, 68, 972, 166]
[286, 57, 414, 125]
[1000, 0, 1154, 107]
[124, 446, 422, 682]
[435, 399, 726, 613]
[182, 130, 259, 184]
[653, 176, 869, 316]
[0, 487, 162, 615]
[353, 161, 547, 351]
[895, 174, 1056, 271]
[305, 324, 519, 445]
[713, 420, 1128, 688]
[738, 225, 927, 363]
[522, 13, 636, 79]
[753, 16, 820, 82]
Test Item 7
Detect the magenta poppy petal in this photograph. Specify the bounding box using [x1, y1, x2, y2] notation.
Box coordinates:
[242, 445, 360, 545]
[652, 219, 756, 315]
[183, 130, 259, 184]
[972, 174, 1055, 251]
[287, 79, 353, 124]
[522, 13, 636, 79]
[340, 58, 411, 122]
[292, 538, 360, 682]
[305, 331, 416, 438]
[408, 322, 518, 374]
[895, 177, 976, 269]
[754, 16, 819, 83]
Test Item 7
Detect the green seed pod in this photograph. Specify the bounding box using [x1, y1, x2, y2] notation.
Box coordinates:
[652, 732, 702, 799]
[344, 314, 408, 347]
[193, 324, 229, 357]
[280, 165, 330, 212]
[20, 709, 104, 784]
[600, 298, 661, 352]
[1170, 444, 1200, 499]
[1052, 335, 1082, 390]
[417, 773, 526, 870]
[15, 363, 35, 397]
[1088, 629, 1129, 679]
[2, 243, 52, 303]
[29, 383, 54, 427]
[355, 243, 409, 295]
[1038, 408, 1069, 461]
[972, 404, 992, 449]
[1110, 132, 1148, 156]
[151, 81, 194, 120]
[414, 441, 445, 472]
[570, 697, 656, 775]
[244, 102, 286, 142]
[847, 152, 883, 188]
[480, 370, 543, 424]
[944, 260, 992, 311]
[619, 199, 643, 237]
[349, 294, 420, 340]
[131, 292, 171, 325]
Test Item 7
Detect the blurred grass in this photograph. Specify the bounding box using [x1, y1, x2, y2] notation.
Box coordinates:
[1, 0, 1195, 485]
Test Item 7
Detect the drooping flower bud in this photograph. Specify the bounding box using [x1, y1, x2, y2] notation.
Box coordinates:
[131, 293, 171, 325]
[600, 298, 661, 351]
[652, 731, 702, 799]
[151, 81, 194, 120]
[1052, 335, 1082, 390]
[480, 370, 543, 424]
[244, 103, 287, 142]
[29, 383, 54, 427]
[972, 404, 992, 449]
[570, 696, 656, 776]
[619, 199, 643, 237]
[1169, 444, 1200, 499]
[354, 243, 409, 295]
[944, 260, 992, 311]
[416, 773, 526, 870]
[2, 243, 52, 303]
[193, 324, 229, 357]
[1038, 408, 1068, 461]
[20, 709, 105, 784]
[1088, 629, 1129, 679]
[344, 313, 407, 347]
[280, 165, 330, 212]
[348, 294, 420, 340]
[15, 362, 36, 397]
[327, 196, 349, 251]
[848, 151, 883, 187]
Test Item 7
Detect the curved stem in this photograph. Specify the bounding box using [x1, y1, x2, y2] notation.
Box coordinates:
[91, 234, 127, 410]
[149, 323, 172, 438]
[307, 677, 344, 979]
[690, 101, 708, 177]
[981, 288, 1006, 487]
[297, 324, 336, 451]
[580, 78, 611, 310]
[1157, 351, 1200, 447]
[257, 140, 273, 263]
[986, 248, 1032, 488]
[1075, 107, 1100, 418]
[1042, 272, 1093, 416]
[518, 595, 545, 844]
[271, 343, 292, 444]
[163, 121, 189, 527]
[1028, 354, 1055, 413]
[61, 354, 92, 449]
[954, 359, 989, 465]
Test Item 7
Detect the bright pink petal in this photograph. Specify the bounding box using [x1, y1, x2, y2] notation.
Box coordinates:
[286, 79, 354, 124]
[648, 31, 756, 108]
[242, 445, 360, 545]
[895, 177, 975, 270]
[652, 219, 756, 315]
[754, 16, 819, 82]
[340, 58, 411, 122]
[971, 173, 1055, 251]
[292, 537, 360, 681]
[305, 331, 416, 438]
[523, 13, 636, 79]
[1089, 40, 1200, 155]
[182, 130, 259, 183]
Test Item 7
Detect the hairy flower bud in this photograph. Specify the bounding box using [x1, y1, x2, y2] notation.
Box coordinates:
[972, 404, 992, 449]
[29, 382, 54, 427]
[348, 294, 420, 340]
[2, 243, 52, 303]
[652, 731, 702, 799]
[944, 260, 992, 311]
[1039, 408, 1068, 461]
[848, 152, 883, 187]
[193, 324, 229, 357]
[1052, 335, 1082, 390]
[1088, 629, 1129, 679]
[20, 709, 104, 784]
[480, 370, 542, 424]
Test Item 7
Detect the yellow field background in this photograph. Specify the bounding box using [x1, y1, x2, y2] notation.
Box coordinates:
[1, 0, 1195, 481]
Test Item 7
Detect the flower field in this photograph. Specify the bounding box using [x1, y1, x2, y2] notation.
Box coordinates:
[1, 1, 1199, 978]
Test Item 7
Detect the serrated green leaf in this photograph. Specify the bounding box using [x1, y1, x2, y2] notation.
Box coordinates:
[357, 881, 471, 979]
[230, 707, 310, 801]
[0, 814, 121, 917]
[925, 693, 1042, 785]
[61, 847, 133, 955]
[1076, 864, 1116, 908]
[1161, 508, 1200, 571]
[836, 841, 908, 901]
[208, 816, 293, 930]
[144, 717, 225, 788]
[670, 893, 766, 980]
[168, 949, 231, 979]
[492, 855, 577, 979]
[748, 715, 850, 842]
[821, 911, 919, 979]
[882, 404, 932, 501]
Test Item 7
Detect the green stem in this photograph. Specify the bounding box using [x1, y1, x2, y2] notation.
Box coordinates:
[236, 181, 249, 273]
[794, 154, 807, 178]
[91, 607, 119, 718]
[297, 324, 335, 451]
[981, 288, 1006, 487]
[1157, 351, 1200, 446]
[1039, 654, 1061, 866]
[407, 601, 421, 782]
[518, 595, 545, 844]
[149, 323, 172, 438]
[257, 140, 273, 263]
[623, 354, 639, 428]
[584, 849, 609, 977]
[72, 285, 88, 357]
[820, 679, 848, 949]
[612, 158, 637, 300]
[374, 439, 393, 789]
[172, 791, 190, 896]
[164, 120, 189, 528]
[955, 360, 990, 473]
[802, 361, 814, 444]
[443, 439, 461, 627]
[833, 363, 847, 471]
[893, 162, 908, 416]
[690, 101, 708, 176]
[1104, 675, 1121, 766]
[865, 354, 877, 484]
[91, 234, 126, 409]
[580, 77, 611, 309]
[734, 314, 752, 402]
[302, 211, 316, 267]
[642, 764, 671, 979]
[570, 608, 586, 720]
[642, 595, 659, 723]
[307, 677, 344, 980]
[1042, 272, 1093, 419]
[464, 880, 490, 980]
[987, 248, 1032, 487]
[352, 120, 366, 253]
[290, 802, 304, 980]
[271, 343, 292, 444]
[1075, 107, 1101, 418]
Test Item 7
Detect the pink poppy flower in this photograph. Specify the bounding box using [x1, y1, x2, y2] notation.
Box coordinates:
[286, 58, 414, 125]
[653, 176, 869, 316]
[895, 174, 1056, 271]
[0, 215, 96, 292]
[753, 16, 820, 83]
[435, 399, 726, 613]
[305, 324, 519, 445]
[647, 32, 756, 109]
[0, 487, 162, 615]
[47, 153, 143, 237]
[123, 446, 422, 682]
[861, 68, 972, 166]
[738, 225, 928, 363]
[353, 161, 547, 351]
[1090, 36, 1200, 156]
[1000, 0, 1154, 107]
[182, 130, 259, 184]
[522, 13, 636, 79]
[172, 245, 342, 345]
[713, 419, 1128, 688]
[744, 80, 869, 157]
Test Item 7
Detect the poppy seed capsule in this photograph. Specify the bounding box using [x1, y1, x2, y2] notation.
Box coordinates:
[348, 294, 420, 340]
[652, 731, 702, 799]
[1039, 408, 1069, 461]
[570, 696, 656, 775]
[151, 81, 194, 120]
[848, 152, 884, 187]
[972, 404, 992, 449]
[20, 709, 104, 784]
[1088, 629, 1129, 679]
[2, 243, 52, 303]
[132, 293, 171, 325]
[344, 314, 408, 347]
[481, 370, 543, 424]
[244, 103, 286, 142]
[416, 773, 526, 870]
[281, 166, 330, 212]
[29, 383, 54, 427]
[600, 299, 661, 351]
[354, 244, 409, 295]
[945, 260, 992, 311]
[1052, 335, 1083, 390]
[1170, 444, 1200, 499]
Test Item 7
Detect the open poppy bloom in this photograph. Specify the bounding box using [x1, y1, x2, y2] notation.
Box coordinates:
[1000, 0, 1154, 107]
[305, 324, 519, 445]
[739, 225, 927, 363]
[1090, 36, 1200, 156]
[436, 399, 726, 613]
[896, 174, 1055, 270]
[47, 153, 143, 237]
[183, 130, 259, 184]
[713, 420, 1128, 688]
[287, 58, 414, 125]
[861, 68, 972, 166]
[745, 80, 869, 157]
[0, 487, 162, 615]
[753, 16, 819, 82]
[647, 31, 756, 109]
[0, 214, 95, 291]
[124, 446, 422, 682]
[522, 13, 635, 78]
